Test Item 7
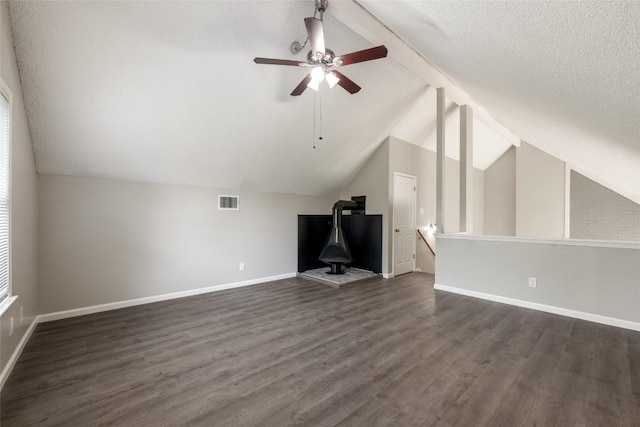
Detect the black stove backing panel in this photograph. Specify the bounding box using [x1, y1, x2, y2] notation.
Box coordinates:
[298, 214, 382, 274]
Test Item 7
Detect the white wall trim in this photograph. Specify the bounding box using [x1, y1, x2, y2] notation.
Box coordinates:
[38, 272, 296, 323]
[0, 295, 17, 317]
[382, 273, 394, 279]
[436, 233, 640, 249]
[434, 283, 640, 332]
[0, 316, 37, 390]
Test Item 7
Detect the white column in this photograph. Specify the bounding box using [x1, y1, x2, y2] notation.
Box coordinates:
[436, 88, 445, 234]
[460, 105, 473, 233]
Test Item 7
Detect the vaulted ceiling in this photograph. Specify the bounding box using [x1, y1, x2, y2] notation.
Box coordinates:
[8, 1, 640, 201]
[357, 0, 640, 203]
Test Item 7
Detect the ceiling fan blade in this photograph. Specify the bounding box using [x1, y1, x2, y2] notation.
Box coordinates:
[291, 73, 312, 96]
[304, 17, 325, 57]
[254, 57, 306, 66]
[331, 70, 361, 94]
[335, 46, 388, 66]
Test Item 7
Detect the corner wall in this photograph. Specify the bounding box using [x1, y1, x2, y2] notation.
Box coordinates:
[342, 136, 485, 276]
[516, 141, 566, 238]
[340, 139, 390, 274]
[38, 175, 333, 314]
[388, 137, 484, 274]
[484, 147, 516, 236]
[0, 0, 39, 380]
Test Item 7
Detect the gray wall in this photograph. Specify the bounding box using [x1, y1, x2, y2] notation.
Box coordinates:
[1, 1, 39, 378]
[484, 147, 516, 236]
[340, 139, 390, 274]
[516, 141, 566, 239]
[571, 171, 640, 241]
[38, 175, 332, 313]
[436, 235, 640, 326]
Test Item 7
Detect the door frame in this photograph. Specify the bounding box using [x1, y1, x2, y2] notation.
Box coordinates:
[392, 172, 417, 277]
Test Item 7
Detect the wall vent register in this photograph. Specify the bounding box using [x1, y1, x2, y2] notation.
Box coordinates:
[218, 195, 239, 210]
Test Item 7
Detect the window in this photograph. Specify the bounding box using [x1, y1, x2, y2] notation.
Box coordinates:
[0, 81, 10, 305]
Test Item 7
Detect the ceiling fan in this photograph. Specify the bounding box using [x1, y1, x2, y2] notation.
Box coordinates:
[253, 0, 388, 96]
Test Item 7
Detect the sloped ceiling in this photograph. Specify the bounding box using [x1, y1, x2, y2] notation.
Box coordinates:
[9, 1, 639, 201]
[358, 0, 640, 203]
[7, 0, 513, 196]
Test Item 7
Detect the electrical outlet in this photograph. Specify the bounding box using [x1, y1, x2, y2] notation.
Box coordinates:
[20, 306, 23, 323]
[528, 277, 537, 288]
[239, 262, 245, 271]
[9, 317, 14, 336]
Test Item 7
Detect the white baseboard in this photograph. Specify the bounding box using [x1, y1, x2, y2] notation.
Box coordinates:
[38, 272, 297, 323]
[434, 283, 640, 332]
[0, 317, 38, 390]
[382, 273, 394, 279]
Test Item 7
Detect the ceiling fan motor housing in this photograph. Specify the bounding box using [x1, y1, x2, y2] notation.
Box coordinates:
[307, 48, 335, 66]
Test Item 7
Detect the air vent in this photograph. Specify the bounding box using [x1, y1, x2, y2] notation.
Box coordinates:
[218, 195, 239, 210]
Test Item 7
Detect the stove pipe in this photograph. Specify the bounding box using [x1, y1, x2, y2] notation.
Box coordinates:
[318, 197, 365, 274]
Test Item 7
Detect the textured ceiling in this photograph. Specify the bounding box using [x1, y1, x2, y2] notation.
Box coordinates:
[8, 0, 514, 196]
[359, 0, 640, 203]
[12, 1, 637, 200]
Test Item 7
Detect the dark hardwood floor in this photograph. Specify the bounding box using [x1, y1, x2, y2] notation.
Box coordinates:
[2, 272, 639, 426]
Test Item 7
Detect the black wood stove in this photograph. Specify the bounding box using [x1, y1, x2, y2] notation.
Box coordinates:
[319, 196, 365, 274]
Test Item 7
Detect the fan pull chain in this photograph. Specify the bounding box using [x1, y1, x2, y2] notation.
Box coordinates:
[318, 90, 323, 143]
[312, 91, 323, 149]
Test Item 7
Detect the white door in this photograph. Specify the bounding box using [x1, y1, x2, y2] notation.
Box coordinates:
[393, 173, 416, 276]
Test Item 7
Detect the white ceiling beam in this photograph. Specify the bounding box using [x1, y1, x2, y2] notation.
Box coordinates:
[329, 0, 521, 148]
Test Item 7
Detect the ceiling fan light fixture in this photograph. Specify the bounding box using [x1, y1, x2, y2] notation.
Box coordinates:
[307, 67, 325, 91]
[307, 78, 321, 92]
[310, 66, 325, 81]
[325, 71, 340, 88]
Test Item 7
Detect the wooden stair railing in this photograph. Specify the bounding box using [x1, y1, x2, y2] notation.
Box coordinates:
[416, 229, 435, 257]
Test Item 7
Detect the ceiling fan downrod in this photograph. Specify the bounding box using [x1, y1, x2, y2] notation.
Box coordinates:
[291, 0, 329, 54]
[315, 0, 329, 16]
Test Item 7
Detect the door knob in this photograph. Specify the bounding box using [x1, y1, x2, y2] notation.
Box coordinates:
[395, 229, 400, 232]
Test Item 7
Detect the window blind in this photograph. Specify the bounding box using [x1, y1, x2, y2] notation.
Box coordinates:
[0, 91, 10, 304]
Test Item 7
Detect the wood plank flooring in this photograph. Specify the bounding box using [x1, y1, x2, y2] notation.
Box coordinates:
[2, 272, 639, 426]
